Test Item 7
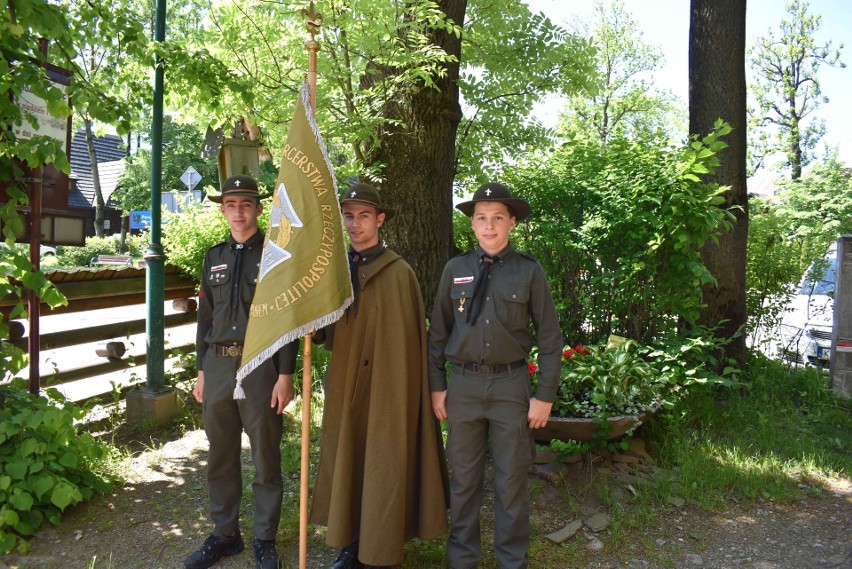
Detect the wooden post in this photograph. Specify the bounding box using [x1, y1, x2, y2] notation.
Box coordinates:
[300, 5, 322, 567]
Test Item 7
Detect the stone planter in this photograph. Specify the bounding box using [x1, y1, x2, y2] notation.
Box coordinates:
[532, 411, 652, 442]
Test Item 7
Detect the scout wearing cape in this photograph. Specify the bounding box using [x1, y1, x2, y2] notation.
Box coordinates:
[310, 183, 449, 569]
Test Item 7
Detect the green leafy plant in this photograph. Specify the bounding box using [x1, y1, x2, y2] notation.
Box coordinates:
[0, 235, 68, 378]
[0, 379, 119, 554]
[531, 331, 738, 422]
[549, 340, 659, 418]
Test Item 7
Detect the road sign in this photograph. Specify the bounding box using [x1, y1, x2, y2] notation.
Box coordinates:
[130, 210, 151, 229]
[180, 166, 201, 191]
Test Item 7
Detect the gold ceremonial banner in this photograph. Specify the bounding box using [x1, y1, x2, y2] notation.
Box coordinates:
[235, 83, 352, 395]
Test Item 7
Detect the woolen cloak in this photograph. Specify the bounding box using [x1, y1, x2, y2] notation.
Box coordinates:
[310, 250, 449, 566]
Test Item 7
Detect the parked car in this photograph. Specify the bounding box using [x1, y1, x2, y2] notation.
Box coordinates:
[777, 247, 836, 368]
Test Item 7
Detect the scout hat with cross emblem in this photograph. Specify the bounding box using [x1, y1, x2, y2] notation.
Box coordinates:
[339, 182, 394, 220]
[456, 182, 532, 221]
[208, 174, 273, 203]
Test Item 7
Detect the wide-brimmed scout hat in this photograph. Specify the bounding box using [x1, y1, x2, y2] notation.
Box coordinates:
[208, 174, 273, 203]
[339, 182, 394, 220]
[456, 182, 531, 221]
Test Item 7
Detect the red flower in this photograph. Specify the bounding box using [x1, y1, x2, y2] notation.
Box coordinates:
[575, 344, 591, 356]
[563, 348, 576, 359]
[527, 362, 538, 375]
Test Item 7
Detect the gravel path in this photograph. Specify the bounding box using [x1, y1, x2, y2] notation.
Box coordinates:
[1, 428, 849, 569]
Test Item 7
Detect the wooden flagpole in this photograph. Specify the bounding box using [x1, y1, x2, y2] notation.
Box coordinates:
[300, 5, 322, 568]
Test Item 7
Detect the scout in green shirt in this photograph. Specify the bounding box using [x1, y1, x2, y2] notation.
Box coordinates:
[428, 182, 562, 569]
[186, 175, 298, 569]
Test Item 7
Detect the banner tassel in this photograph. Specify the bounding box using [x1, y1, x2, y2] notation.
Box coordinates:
[233, 379, 246, 400]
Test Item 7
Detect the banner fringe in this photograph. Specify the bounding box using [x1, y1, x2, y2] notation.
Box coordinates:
[234, 300, 352, 389]
[301, 84, 337, 191]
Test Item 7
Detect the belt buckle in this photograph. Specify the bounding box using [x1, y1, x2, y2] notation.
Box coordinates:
[477, 363, 493, 374]
[226, 345, 241, 357]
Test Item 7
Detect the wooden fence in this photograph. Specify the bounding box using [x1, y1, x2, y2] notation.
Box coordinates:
[2, 265, 198, 398]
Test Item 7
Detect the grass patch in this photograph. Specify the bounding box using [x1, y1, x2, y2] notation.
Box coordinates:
[650, 354, 851, 506]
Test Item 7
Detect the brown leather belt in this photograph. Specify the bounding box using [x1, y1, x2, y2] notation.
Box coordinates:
[213, 344, 243, 357]
[454, 359, 527, 375]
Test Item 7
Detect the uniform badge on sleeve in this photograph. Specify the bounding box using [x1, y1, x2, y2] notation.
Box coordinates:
[454, 276, 474, 284]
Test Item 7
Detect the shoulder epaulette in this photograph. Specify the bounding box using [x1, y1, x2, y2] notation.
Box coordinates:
[517, 251, 539, 263]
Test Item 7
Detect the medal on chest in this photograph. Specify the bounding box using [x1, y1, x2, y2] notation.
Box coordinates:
[458, 297, 466, 313]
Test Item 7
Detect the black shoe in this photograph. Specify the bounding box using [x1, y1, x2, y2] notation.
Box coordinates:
[184, 533, 245, 569]
[253, 538, 282, 569]
[329, 540, 361, 569]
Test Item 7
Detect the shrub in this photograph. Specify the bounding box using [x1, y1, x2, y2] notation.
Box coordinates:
[124, 230, 150, 258]
[162, 205, 229, 280]
[162, 203, 270, 280]
[0, 379, 119, 554]
[505, 123, 733, 345]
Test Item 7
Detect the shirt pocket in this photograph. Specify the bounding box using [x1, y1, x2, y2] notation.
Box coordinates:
[242, 265, 259, 300]
[207, 270, 230, 303]
[495, 284, 530, 324]
[450, 282, 476, 322]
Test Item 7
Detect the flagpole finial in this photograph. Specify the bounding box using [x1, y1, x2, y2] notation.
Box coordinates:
[302, 2, 322, 116]
[302, 2, 323, 39]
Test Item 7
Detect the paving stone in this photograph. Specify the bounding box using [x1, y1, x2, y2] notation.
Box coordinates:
[584, 512, 609, 532]
[545, 519, 583, 544]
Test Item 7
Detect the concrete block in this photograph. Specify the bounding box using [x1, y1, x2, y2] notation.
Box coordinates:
[126, 388, 180, 426]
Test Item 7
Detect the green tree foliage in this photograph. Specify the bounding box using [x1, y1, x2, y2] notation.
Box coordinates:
[558, 0, 684, 145]
[1, 0, 78, 377]
[748, 0, 845, 179]
[773, 153, 852, 245]
[745, 155, 851, 347]
[503, 124, 733, 345]
[113, 117, 219, 213]
[180, 0, 460, 175]
[454, 0, 595, 183]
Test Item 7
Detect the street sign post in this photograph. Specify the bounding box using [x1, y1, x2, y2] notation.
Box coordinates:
[180, 165, 201, 192]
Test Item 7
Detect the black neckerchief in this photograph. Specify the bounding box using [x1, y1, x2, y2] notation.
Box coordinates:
[227, 231, 263, 320]
[349, 243, 386, 309]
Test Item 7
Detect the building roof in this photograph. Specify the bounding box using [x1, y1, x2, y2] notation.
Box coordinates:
[67, 130, 127, 208]
[747, 170, 784, 201]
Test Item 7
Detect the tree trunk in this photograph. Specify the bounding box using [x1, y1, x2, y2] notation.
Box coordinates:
[790, 116, 803, 180]
[370, 0, 466, 312]
[689, 0, 748, 367]
[84, 117, 106, 237]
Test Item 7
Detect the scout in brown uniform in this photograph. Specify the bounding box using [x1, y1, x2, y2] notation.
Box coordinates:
[185, 175, 299, 569]
[428, 183, 562, 569]
[310, 184, 448, 569]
